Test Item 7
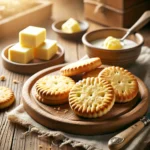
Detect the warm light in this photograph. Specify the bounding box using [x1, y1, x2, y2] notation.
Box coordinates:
[0, 0, 37, 19]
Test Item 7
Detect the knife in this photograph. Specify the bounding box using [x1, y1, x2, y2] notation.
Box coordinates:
[108, 110, 150, 150]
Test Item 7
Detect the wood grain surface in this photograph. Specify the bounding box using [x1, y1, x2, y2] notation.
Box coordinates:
[0, 0, 150, 150]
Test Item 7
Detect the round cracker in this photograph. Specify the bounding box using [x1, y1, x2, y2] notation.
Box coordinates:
[99, 66, 139, 103]
[60, 57, 102, 76]
[35, 94, 68, 105]
[69, 77, 115, 118]
[36, 75, 75, 103]
[0, 86, 15, 109]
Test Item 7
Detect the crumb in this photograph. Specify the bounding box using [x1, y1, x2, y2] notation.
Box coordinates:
[57, 107, 60, 111]
[39, 145, 42, 148]
[64, 109, 69, 113]
[13, 79, 19, 84]
[53, 107, 56, 110]
[56, 111, 58, 113]
[0, 75, 6, 81]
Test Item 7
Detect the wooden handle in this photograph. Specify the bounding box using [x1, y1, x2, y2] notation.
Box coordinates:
[129, 11, 150, 32]
[121, 11, 150, 40]
[108, 121, 145, 150]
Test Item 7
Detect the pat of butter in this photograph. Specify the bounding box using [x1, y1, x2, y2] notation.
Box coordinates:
[19, 26, 46, 48]
[103, 36, 123, 50]
[62, 18, 80, 33]
[35, 39, 58, 60]
[8, 43, 34, 64]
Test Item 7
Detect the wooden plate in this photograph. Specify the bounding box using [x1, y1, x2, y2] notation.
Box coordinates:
[1, 44, 64, 75]
[52, 20, 89, 40]
[22, 64, 149, 135]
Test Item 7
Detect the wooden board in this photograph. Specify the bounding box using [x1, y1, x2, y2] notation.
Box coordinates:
[84, 0, 150, 27]
[22, 64, 149, 135]
[0, 1, 52, 39]
[95, 0, 146, 10]
[1, 44, 65, 75]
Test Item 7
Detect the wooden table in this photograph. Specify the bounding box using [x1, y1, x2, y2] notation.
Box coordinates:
[0, 0, 150, 150]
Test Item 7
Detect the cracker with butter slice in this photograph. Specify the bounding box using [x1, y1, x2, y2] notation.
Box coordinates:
[69, 77, 115, 118]
[35, 75, 75, 105]
[0, 86, 15, 109]
[60, 57, 102, 76]
[99, 66, 139, 103]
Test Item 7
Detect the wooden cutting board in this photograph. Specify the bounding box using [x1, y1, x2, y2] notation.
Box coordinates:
[22, 64, 149, 135]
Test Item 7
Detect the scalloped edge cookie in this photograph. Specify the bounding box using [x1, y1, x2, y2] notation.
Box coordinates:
[69, 77, 115, 118]
[99, 66, 139, 103]
[36, 75, 75, 102]
[35, 93, 68, 105]
[0, 86, 15, 109]
[60, 57, 102, 76]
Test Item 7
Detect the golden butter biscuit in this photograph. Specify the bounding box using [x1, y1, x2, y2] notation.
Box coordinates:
[36, 75, 75, 104]
[35, 94, 68, 105]
[60, 57, 102, 76]
[99, 66, 139, 103]
[82, 68, 103, 79]
[69, 77, 115, 118]
[0, 86, 15, 109]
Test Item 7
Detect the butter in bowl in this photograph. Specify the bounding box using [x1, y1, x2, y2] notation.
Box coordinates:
[82, 11, 150, 67]
[82, 28, 144, 67]
[1, 26, 65, 74]
[52, 18, 89, 40]
[9, 26, 58, 63]
[92, 36, 137, 50]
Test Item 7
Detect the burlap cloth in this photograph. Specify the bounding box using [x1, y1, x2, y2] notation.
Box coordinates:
[7, 46, 150, 150]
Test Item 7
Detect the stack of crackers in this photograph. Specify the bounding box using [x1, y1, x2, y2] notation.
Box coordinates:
[35, 57, 139, 118]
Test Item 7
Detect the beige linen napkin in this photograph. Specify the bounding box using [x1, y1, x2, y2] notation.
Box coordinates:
[7, 46, 150, 150]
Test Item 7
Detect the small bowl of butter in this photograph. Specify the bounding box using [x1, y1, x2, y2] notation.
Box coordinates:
[82, 28, 144, 67]
[52, 18, 89, 40]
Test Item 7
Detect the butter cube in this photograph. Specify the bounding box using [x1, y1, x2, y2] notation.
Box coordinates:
[35, 39, 58, 60]
[62, 18, 81, 33]
[8, 43, 34, 64]
[19, 26, 46, 48]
